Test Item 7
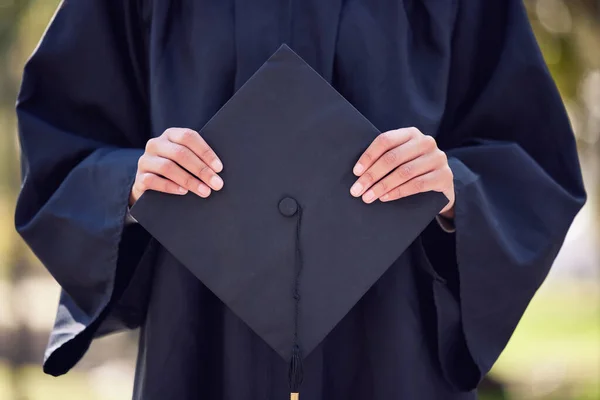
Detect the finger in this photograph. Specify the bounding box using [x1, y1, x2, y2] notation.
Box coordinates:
[361, 150, 446, 204]
[154, 141, 224, 191]
[352, 127, 420, 176]
[379, 168, 450, 202]
[136, 173, 189, 197]
[351, 134, 437, 198]
[140, 155, 211, 198]
[166, 128, 223, 173]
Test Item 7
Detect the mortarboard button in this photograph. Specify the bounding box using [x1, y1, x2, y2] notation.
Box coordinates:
[279, 197, 298, 217]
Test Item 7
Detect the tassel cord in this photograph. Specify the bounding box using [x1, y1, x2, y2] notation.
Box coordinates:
[288, 204, 304, 396]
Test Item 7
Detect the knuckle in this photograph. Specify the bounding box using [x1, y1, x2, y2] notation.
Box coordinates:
[382, 150, 398, 166]
[443, 165, 454, 180]
[198, 164, 211, 177]
[137, 154, 145, 170]
[180, 129, 195, 142]
[145, 138, 157, 153]
[396, 164, 413, 179]
[158, 159, 173, 175]
[377, 180, 388, 193]
[160, 180, 172, 192]
[377, 132, 393, 148]
[170, 128, 194, 144]
[406, 126, 421, 138]
[362, 171, 374, 184]
[201, 148, 216, 162]
[139, 173, 153, 188]
[421, 134, 433, 144]
[163, 127, 176, 137]
[436, 149, 448, 164]
[390, 187, 402, 199]
[173, 145, 188, 161]
[171, 129, 185, 143]
[413, 177, 426, 192]
[421, 135, 437, 151]
[181, 176, 193, 188]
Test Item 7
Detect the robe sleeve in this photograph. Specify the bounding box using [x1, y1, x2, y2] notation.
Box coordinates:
[421, 0, 586, 390]
[15, 0, 155, 376]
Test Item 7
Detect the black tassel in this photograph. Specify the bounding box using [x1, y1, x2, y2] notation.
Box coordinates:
[289, 204, 304, 399]
[288, 343, 304, 394]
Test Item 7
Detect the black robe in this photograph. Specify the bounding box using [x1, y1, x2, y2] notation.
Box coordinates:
[15, 0, 585, 399]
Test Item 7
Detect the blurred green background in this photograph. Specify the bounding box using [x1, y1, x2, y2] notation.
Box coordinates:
[1, 1, 599, 399]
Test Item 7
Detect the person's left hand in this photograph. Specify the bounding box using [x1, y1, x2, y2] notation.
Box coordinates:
[350, 127, 455, 218]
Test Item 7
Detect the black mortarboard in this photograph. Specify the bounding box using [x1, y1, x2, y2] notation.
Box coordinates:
[130, 44, 447, 399]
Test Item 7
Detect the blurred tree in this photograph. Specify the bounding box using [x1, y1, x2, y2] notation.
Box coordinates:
[1, 1, 39, 399]
[1, 0, 29, 185]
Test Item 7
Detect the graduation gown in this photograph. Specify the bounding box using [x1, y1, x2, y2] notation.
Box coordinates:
[15, 0, 585, 399]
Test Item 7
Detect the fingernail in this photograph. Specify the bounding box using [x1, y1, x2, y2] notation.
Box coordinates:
[363, 190, 375, 203]
[212, 159, 223, 173]
[210, 176, 224, 190]
[198, 185, 211, 197]
[353, 163, 364, 176]
[178, 187, 188, 194]
[380, 194, 390, 201]
[350, 182, 363, 196]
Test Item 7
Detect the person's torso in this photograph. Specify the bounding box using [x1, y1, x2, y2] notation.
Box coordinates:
[144, 0, 457, 142]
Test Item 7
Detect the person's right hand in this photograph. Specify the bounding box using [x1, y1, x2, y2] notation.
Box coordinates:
[130, 128, 224, 206]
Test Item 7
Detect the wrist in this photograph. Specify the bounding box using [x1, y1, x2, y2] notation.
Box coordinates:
[129, 189, 138, 207]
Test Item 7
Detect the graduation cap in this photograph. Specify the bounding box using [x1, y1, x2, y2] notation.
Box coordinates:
[130, 44, 447, 399]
